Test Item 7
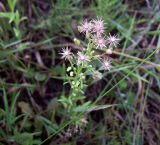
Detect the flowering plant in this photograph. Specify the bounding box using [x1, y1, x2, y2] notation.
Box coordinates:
[59, 18, 119, 126]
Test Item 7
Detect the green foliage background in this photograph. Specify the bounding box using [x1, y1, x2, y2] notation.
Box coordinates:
[0, 0, 160, 145]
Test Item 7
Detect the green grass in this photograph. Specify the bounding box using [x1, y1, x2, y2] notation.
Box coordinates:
[0, 0, 160, 145]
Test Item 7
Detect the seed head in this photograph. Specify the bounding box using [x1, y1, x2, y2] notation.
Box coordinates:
[59, 47, 72, 60]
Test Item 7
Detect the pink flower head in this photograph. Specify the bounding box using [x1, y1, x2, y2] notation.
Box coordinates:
[78, 19, 93, 33]
[92, 18, 105, 37]
[77, 52, 90, 64]
[59, 47, 72, 60]
[94, 36, 106, 49]
[107, 34, 120, 48]
[102, 58, 112, 71]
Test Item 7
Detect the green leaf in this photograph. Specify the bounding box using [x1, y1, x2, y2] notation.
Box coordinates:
[35, 72, 47, 82]
[89, 104, 116, 111]
[12, 132, 33, 145]
[73, 101, 92, 112]
[7, 0, 17, 12]
[73, 103, 116, 113]
[2, 89, 9, 116]
[10, 92, 20, 124]
[0, 108, 5, 118]
[0, 12, 15, 22]
[13, 27, 20, 38]
[119, 80, 128, 89]
[147, 30, 160, 35]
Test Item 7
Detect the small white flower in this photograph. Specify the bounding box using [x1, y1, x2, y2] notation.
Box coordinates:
[67, 67, 72, 72]
[70, 71, 74, 77]
[59, 47, 72, 60]
[78, 19, 93, 33]
[107, 34, 120, 48]
[102, 59, 112, 71]
[77, 52, 90, 64]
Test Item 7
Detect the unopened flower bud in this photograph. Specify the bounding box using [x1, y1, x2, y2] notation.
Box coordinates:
[82, 76, 86, 80]
[70, 71, 74, 77]
[72, 81, 75, 84]
[74, 38, 81, 46]
[67, 67, 72, 72]
[106, 48, 113, 54]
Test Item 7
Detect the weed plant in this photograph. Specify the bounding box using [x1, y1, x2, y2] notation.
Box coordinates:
[0, 0, 160, 145]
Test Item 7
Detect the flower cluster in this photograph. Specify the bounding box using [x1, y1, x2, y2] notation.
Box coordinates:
[58, 18, 120, 126]
[60, 18, 120, 72]
[78, 18, 119, 49]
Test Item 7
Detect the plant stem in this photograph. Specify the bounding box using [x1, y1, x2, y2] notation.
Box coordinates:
[112, 50, 160, 69]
